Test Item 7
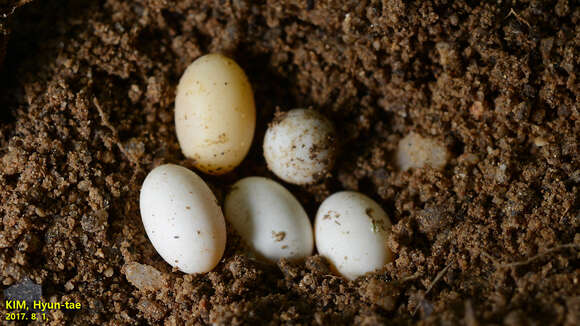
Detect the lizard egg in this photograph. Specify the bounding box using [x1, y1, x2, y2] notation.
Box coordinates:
[224, 176, 314, 262]
[175, 53, 256, 175]
[139, 164, 226, 274]
[314, 191, 393, 280]
[396, 133, 449, 171]
[263, 108, 337, 185]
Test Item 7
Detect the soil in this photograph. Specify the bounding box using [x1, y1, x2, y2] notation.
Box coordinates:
[0, 0, 578, 325]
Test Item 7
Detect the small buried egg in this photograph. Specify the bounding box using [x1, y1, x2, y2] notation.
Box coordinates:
[140, 164, 226, 274]
[224, 177, 313, 262]
[314, 191, 392, 280]
[396, 132, 449, 171]
[175, 53, 256, 175]
[263, 108, 337, 185]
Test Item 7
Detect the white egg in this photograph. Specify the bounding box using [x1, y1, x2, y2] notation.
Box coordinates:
[175, 53, 256, 175]
[139, 164, 226, 274]
[314, 191, 392, 280]
[263, 108, 337, 185]
[396, 133, 449, 171]
[224, 177, 313, 262]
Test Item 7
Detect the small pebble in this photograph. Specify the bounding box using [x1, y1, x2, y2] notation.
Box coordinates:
[140, 164, 226, 274]
[263, 108, 337, 185]
[175, 53, 256, 175]
[64, 280, 74, 291]
[3, 278, 42, 310]
[396, 133, 449, 171]
[104, 267, 114, 278]
[124, 262, 164, 291]
[315, 191, 393, 280]
[533, 137, 548, 147]
[225, 176, 313, 262]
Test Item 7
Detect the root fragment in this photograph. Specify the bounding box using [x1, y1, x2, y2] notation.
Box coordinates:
[93, 97, 141, 170]
[483, 243, 579, 269]
[413, 261, 454, 316]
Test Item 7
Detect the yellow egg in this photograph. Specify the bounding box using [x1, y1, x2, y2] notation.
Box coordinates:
[175, 53, 256, 175]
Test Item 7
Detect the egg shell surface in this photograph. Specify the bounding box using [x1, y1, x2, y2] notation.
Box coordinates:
[224, 176, 314, 262]
[314, 191, 392, 280]
[396, 132, 449, 171]
[263, 108, 336, 185]
[140, 164, 226, 274]
[175, 53, 256, 175]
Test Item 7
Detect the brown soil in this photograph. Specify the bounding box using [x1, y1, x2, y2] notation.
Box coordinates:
[0, 0, 578, 325]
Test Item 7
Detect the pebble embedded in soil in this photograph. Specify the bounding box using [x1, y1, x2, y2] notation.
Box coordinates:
[263, 108, 337, 185]
[224, 176, 314, 262]
[314, 191, 393, 280]
[139, 164, 227, 274]
[124, 262, 164, 292]
[175, 53, 256, 175]
[396, 133, 449, 171]
[3, 278, 42, 310]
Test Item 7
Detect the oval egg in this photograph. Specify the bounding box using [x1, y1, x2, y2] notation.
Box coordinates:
[224, 177, 313, 262]
[263, 108, 337, 185]
[314, 191, 392, 280]
[396, 132, 449, 171]
[175, 53, 256, 175]
[140, 164, 227, 274]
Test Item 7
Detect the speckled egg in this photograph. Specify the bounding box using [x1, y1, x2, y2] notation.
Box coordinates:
[314, 191, 392, 280]
[175, 53, 256, 175]
[224, 176, 313, 262]
[263, 108, 337, 185]
[139, 164, 226, 274]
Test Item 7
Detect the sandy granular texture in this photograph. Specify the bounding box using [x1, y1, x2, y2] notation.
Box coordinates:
[0, 0, 578, 325]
